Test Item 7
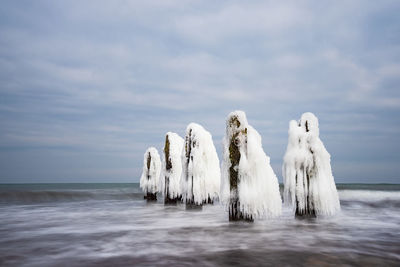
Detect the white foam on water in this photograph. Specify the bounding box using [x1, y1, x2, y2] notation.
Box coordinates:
[339, 190, 400, 202]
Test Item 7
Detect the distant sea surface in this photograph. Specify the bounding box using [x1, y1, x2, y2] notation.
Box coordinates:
[0, 183, 399, 266]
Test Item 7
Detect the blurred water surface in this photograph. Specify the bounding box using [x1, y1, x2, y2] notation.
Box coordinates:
[0, 183, 399, 266]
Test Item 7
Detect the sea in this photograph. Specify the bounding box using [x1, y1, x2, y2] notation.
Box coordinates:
[0, 183, 399, 266]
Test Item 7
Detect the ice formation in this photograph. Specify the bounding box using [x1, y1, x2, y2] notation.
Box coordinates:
[282, 112, 340, 217]
[160, 132, 184, 202]
[221, 111, 282, 220]
[181, 123, 221, 205]
[139, 147, 161, 197]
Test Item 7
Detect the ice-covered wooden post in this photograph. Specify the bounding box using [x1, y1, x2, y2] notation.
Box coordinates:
[221, 111, 282, 221]
[139, 147, 161, 201]
[183, 127, 197, 208]
[227, 113, 250, 220]
[162, 132, 184, 205]
[182, 123, 220, 209]
[283, 112, 340, 218]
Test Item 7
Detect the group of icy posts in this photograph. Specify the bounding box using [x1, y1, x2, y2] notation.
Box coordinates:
[140, 111, 340, 221]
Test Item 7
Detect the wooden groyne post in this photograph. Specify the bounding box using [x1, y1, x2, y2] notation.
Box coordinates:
[145, 152, 157, 201]
[295, 118, 316, 218]
[227, 114, 253, 221]
[164, 134, 180, 204]
[184, 128, 202, 209]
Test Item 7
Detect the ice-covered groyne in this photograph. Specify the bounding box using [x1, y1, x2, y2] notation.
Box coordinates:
[181, 123, 221, 208]
[161, 132, 184, 204]
[221, 111, 282, 221]
[283, 112, 340, 217]
[139, 147, 161, 201]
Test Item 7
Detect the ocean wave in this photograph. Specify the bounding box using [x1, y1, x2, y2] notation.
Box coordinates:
[339, 190, 400, 202]
[338, 190, 400, 209]
[0, 190, 145, 204]
[1, 187, 399, 206]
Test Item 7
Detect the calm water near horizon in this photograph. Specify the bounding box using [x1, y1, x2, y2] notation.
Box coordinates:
[0, 183, 399, 266]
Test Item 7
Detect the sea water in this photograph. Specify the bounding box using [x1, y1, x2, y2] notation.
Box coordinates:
[0, 183, 399, 266]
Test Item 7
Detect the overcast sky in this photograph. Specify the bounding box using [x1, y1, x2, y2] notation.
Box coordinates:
[0, 0, 399, 183]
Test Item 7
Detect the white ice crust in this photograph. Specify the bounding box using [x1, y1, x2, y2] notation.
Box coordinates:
[181, 123, 221, 204]
[160, 132, 184, 199]
[221, 111, 282, 218]
[139, 147, 161, 194]
[282, 112, 340, 216]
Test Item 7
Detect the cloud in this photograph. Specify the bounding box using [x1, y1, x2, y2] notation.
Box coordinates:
[0, 0, 399, 183]
[174, 2, 310, 45]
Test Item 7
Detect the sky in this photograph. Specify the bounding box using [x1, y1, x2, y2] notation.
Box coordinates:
[0, 0, 399, 183]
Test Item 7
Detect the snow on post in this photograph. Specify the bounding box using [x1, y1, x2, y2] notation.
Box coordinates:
[139, 147, 161, 201]
[282, 112, 340, 218]
[221, 111, 282, 221]
[181, 123, 221, 208]
[161, 132, 184, 204]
